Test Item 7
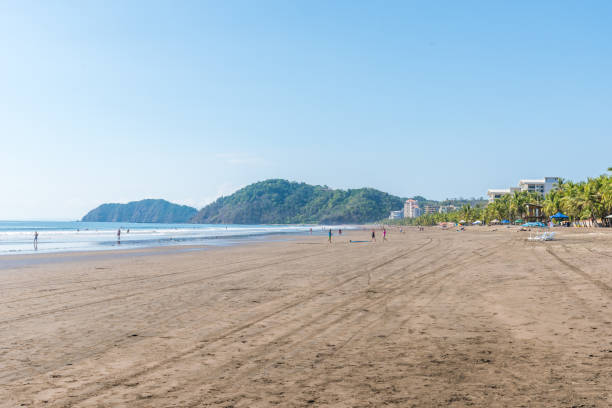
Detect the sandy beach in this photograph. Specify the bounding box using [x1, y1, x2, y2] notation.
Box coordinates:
[1, 227, 611, 407]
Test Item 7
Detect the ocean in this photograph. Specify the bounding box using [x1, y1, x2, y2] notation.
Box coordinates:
[0, 221, 342, 255]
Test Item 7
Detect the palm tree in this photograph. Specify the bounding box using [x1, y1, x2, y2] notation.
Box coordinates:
[543, 189, 561, 217]
[460, 204, 472, 222]
[510, 191, 530, 221]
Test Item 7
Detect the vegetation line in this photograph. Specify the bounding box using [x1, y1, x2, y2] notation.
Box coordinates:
[388, 167, 612, 226]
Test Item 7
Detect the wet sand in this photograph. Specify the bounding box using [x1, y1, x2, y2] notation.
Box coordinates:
[1, 227, 611, 407]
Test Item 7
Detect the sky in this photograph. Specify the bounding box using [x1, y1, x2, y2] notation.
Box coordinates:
[1, 1, 611, 219]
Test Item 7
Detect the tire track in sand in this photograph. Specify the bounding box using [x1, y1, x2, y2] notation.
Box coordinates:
[2, 240, 432, 386]
[109, 239, 503, 406]
[39, 239, 437, 407]
[192, 239, 509, 407]
[546, 247, 612, 295]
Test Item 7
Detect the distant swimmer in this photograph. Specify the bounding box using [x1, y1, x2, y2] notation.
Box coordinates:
[127, 229, 130, 234]
[338, 228, 342, 235]
[117, 228, 121, 244]
[328, 228, 332, 243]
[310, 228, 312, 235]
[371, 230, 376, 242]
[34, 231, 38, 250]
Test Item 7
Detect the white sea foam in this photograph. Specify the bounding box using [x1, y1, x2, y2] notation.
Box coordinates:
[0, 221, 353, 255]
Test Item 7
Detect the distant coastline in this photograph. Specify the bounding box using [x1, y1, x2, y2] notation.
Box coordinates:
[82, 199, 197, 223]
[82, 179, 486, 225]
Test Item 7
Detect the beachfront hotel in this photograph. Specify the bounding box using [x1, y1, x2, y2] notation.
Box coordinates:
[404, 199, 422, 218]
[487, 177, 559, 203]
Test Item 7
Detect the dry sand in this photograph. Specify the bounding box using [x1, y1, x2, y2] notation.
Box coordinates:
[1, 227, 611, 407]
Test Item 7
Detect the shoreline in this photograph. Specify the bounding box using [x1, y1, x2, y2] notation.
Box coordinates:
[2, 224, 609, 268]
[0, 232, 321, 270]
[0, 221, 348, 257]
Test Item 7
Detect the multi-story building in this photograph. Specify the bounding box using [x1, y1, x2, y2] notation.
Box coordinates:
[389, 210, 404, 220]
[518, 177, 559, 195]
[487, 177, 558, 203]
[438, 205, 459, 214]
[423, 205, 439, 214]
[404, 199, 421, 218]
[486, 188, 519, 203]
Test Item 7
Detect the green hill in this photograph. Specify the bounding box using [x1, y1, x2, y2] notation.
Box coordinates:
[191, 179, 403, 224]
[82, 199, 197, 223]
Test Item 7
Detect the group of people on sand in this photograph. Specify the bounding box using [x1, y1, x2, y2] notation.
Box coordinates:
[327, 228, 343, 242]
[327, 227, 387, 243]
[370, 228, 387, 242]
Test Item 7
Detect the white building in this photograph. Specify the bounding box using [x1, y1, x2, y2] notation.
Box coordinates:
[488, 177, 559, 203]
[404, 199, 421, 218]
[518, 177, 559, 195]
[487, 188, 519, 203]
[389, 210, 404, 220]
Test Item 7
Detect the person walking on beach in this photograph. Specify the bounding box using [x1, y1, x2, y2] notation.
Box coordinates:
[117, 228, 121, 244]
[34, 231, 38, 250]
[328, 228, 332, 243]
[371, 229, 376, 242]
[383, 228, 387, 241]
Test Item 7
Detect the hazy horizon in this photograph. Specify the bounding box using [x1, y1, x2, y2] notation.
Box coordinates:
[0, 181, 491, 221]
[2, 1, 611, 219]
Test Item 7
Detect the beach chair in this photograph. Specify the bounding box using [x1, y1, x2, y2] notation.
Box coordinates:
[527, 233, 540, 241]
[527, 231, 555, 242]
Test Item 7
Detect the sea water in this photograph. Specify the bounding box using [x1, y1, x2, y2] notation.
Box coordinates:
[0, 221, 346, 255]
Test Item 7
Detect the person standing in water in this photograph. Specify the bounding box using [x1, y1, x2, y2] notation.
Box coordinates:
[34, 231, 38, 250]
[328, 228, 332, 243]
[117, 228, 121, 244]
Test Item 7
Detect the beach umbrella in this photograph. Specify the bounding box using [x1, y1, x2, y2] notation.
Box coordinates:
[459, 220, 466, 224]
[605, 215, 612, 219]
[550, 212, 569, 219]
[501, 219, 510, 224]
[514, 219, 523, 224]
[472, 220, 482, 225]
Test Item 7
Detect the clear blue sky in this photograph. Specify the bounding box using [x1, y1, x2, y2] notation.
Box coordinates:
[1, 1, 611, 219]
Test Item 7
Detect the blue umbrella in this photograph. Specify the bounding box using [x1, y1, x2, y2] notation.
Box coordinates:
[501, 219, 510, 224]
[550, 212, 569, 219]
[522, 222, 547, 228]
